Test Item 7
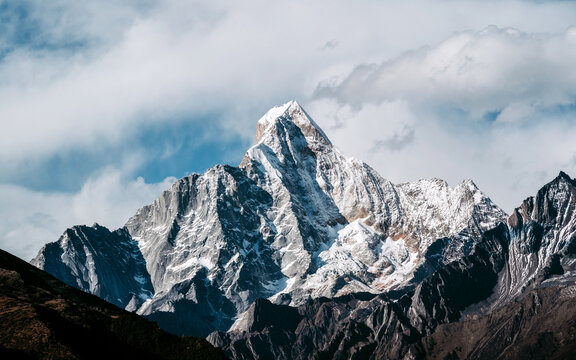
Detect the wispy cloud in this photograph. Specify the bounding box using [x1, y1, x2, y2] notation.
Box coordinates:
[314, 26, 576, 122]
[0, 166, 175, 261]
[371, 125, 415, 153]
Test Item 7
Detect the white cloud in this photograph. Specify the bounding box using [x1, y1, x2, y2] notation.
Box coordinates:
[2, 1, 576, 161]
[0, 168, 175, 261]
[314, 26, 576, 121]
[308, 100, 419, 156]
[3, 0, 576, 258]
[309, 27, 576, 212]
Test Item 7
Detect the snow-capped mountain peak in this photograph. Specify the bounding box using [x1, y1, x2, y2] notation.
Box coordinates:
[253, 100, 332, 147]
[32, 101, 508, 338]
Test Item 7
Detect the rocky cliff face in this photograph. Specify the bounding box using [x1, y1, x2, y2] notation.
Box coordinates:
[31, 224, 153, 311]
[209, 172, 576, 360]
[485, 171, 576, 311]
[32, 101, 507, 338]
[208, 224, 511, 360]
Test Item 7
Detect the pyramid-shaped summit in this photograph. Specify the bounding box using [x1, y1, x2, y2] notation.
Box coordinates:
[32, 102, 507, 338]
[253, 100, 332, 146]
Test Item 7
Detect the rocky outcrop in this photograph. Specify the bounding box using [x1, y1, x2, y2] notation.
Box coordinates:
[479, 171, 576, 313]
[31, 224, 153, 311]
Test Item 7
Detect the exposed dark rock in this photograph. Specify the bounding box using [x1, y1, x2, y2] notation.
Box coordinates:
[412, 286, 576, 360]
[210, 223, 511, 360]
[31, 224, 153, 311]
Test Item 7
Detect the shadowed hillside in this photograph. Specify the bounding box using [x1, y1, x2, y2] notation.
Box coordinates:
[0, 249, 227, 360]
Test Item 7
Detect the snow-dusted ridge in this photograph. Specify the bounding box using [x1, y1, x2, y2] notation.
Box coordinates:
[32, 101, 508, 337]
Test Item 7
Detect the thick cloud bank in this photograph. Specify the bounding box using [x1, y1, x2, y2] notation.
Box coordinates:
[315, 26, 576, 122]
[2, 0, 576, 259]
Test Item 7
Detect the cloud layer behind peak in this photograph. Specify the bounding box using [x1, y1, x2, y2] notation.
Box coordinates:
[315, 26, 576, 123]
[2, 0, 576, 259]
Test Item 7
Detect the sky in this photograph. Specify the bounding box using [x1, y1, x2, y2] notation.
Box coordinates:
[2, 0, 576, 260]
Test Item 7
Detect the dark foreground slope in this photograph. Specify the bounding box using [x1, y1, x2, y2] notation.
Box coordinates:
[413, 285, 576, 360]
[0, 249, 226, 360]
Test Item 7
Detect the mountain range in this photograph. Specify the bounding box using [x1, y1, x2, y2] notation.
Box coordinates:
[28, 101, 576, 359]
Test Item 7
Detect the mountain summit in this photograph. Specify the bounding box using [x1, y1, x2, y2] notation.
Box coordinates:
[32, 101, 507, 338]
[251, 101, 332, 147]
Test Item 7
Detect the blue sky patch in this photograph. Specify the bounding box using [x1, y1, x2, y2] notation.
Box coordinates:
[1, 116, 250, 193]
